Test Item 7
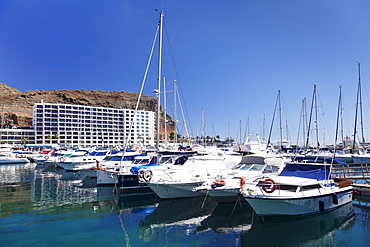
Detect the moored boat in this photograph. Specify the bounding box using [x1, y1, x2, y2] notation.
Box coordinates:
[240, 162, 353, 216]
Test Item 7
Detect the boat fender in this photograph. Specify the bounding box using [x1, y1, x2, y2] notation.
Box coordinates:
[143, 170, 153, 182]
[240, 176, 246, 189]
[332, 193, 338, 205]
[319, 201, 325, 212]
[44, 155, 49, 160]
[262, 178, 277, 193]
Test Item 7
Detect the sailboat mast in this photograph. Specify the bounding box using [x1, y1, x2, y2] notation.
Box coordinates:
[353, 62, 363, 151]
[278, 90, 283, 151]
[334, 86, 342, 154]
[173, 79, 177, 144]
[156, 11, 164, 150]
[359, 63, 365, 144]
[163, 77, 167, 143]
[305, 84, 316, 151]
[314, 85, 319, 148]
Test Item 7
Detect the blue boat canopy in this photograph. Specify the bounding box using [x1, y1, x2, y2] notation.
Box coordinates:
[279, 163, 331, 180]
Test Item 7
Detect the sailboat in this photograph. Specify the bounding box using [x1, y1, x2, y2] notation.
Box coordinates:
[352, 63, 370, 164]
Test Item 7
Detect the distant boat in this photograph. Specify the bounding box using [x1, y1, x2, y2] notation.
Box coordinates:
[0, 152, 29, 164]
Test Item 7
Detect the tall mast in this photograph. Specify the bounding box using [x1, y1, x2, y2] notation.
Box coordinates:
[163, 76, 167, 143]
[353, 62, 364, 151]
[314, 85, 319, 148]
[334, 86, 342, 155]
[359, 63, 365, 144]
[173, 79, 177, 144]
[305, 84, 316, 151]
[278, 90, 283, 151]
[156, 11, 164, 150]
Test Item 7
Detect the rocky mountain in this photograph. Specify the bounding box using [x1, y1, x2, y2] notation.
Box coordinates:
[0, 83, 174, 132]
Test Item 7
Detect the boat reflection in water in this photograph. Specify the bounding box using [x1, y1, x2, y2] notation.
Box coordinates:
[31, 164, 97, 206]
[136, 196, 218, 241]
[196, 200, 254, 234]
[0, 163, 36, 186]
[241, 202, 355, 246]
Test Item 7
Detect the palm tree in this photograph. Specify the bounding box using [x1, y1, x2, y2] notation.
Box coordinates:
[21, 137, 28, 146]
[46, 135, 52, 144]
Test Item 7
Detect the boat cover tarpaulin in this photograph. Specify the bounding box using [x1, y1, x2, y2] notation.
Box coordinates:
[279, 163, 331, 180]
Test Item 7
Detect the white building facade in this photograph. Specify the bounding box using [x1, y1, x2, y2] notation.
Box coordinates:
[32, 102, 155, 148]
[0, 128, 36, 145]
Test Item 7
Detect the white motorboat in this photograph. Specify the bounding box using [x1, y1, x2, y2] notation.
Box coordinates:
[33, 150, 73, 165]
[57, 150, 110, 171]
[95, 151, 141, 185]
[117, 152, 193, 191]
[0, 152, 29, 164]
[236, 135, 272, 155]
[240, 162, 353, 216]
[195, 155, 286, 203]
[143, 153, 242, 199]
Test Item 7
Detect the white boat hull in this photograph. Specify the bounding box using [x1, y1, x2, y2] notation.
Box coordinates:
[0, 157, 29, 164]
[146, 181, 205, 199]
[244, 187, 353, 216]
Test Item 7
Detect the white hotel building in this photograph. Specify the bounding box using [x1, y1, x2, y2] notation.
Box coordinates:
[32, 101, 155, 148]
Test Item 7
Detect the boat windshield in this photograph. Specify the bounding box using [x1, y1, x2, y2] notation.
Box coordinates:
[103, 155, 113, 161]
[231, 163, 254, 170]
[109, 156, 135, 162]
[132, 158, 150, 164]
[95, 151, 108, 156]
[262, 165, 280, 173]
[248, 164, 265, 171]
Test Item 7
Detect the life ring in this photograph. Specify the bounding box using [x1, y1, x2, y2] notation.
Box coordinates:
[143, 170, 153, 182]
[261, 178, 277, 194]
[137, 169, 145, 182]
[213, 179, 226, 187]
[240, 176, 246, 189]
[59, 156, 66, 162]
[44, 155, 49, 160]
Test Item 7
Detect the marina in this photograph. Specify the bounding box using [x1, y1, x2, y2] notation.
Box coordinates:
[2, 2, 370, 246]
[1, 161, 370, 246]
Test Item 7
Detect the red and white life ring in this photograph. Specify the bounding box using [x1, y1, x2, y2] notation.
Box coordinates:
[59, 156, 66, 162]
[261, 178, 277, 194]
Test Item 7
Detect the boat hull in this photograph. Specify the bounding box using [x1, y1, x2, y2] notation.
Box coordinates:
[146, 181, 205, 199]
[206, 188, 242, 204]
[0, 158, 29, 164]
[244, 187, 353, 216]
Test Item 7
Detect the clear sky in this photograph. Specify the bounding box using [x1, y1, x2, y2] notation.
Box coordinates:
[1, 0, 370, 146]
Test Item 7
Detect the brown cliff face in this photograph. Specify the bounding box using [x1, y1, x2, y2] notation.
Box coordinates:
[0, 83, 174, 133]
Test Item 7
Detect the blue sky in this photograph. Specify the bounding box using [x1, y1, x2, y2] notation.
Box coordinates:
[1, 0, 370, 146]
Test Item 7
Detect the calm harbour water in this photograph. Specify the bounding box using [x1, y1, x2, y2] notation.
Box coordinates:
[1, 163, 370, 247]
